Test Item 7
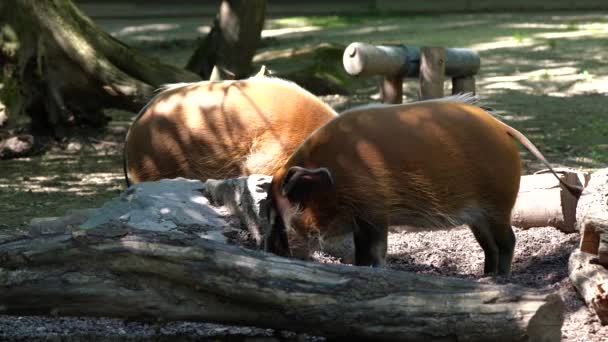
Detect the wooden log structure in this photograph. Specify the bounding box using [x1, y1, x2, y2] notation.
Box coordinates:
[342, 42, 480, 103]
[569, 168, 608, 325]
[0, 224, 565, 341]
[575, 168, 608, 266]
[510, 170, 589, 232]
[419, 47, 446, 100]
[569, 249, 608, 325]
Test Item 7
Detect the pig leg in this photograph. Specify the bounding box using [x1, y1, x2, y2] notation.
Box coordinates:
[469, 220, 500, 275]
[492, 220, 516, 275]
[353, 216, 388, 267]
[469, 216, 515, 275]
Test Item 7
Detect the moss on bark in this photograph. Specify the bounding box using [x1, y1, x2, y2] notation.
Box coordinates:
[0, 0, 200, 136]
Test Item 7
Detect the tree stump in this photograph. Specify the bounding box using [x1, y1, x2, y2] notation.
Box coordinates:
[0, 0, 200, 136]
[186, 0, 267, 79]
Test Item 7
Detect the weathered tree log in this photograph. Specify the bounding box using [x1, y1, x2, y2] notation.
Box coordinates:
[569, 168, 608, 325]
[511, 171, 588, 233]
[569, 249, 608, 325]
[575, 168, 608, 265]
[0, 225, 564, 341]
[578, 213, 608, 265]
[186, 0, 267, 79]
[0, 178, 565, 341]
[0, 0, 200, 136]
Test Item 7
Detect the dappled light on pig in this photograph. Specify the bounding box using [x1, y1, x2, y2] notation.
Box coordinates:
[266, 97, 575, 275]
[124, 77, 338, 185]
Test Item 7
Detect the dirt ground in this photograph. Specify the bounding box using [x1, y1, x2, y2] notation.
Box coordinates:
[1, 9, 608, 341]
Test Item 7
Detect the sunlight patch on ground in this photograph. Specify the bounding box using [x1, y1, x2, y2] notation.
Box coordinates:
[473, 21, 608, 52]
[471, 37, 536, 51]
[480, 66, 607, 95]
[505, 23, 574, 30]
[339, 25, 401, 36]
[564, 75, 608, 96]
[537, 30, 606, 39]
[262, 26, 322, 38]
[112, 23, 180, 37]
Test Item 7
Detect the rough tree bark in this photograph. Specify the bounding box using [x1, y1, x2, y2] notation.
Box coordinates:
[570, 168, 608, 324]
[0, 177, 565, 341]
[186, 0, 267, 80]
[0, 225, 564, 341]
[0, 0, 200, 136]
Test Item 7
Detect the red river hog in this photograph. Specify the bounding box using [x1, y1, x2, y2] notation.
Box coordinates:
[124, 76, 338, 186]
[264, 95, 581, 275]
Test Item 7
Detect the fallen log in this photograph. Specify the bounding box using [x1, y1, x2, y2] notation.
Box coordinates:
[511, 171, 588, 232]
[0, 224, 563, 341]
[569, 168, 608, 325]
[568, 249, 608, 325]
[0, 178, 564, 341]
[575, 168, 608, 266]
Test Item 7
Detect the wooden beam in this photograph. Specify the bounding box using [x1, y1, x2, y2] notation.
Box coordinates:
[343, 42, 480, 78]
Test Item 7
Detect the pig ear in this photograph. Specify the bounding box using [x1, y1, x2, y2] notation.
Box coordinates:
[209, 65, 222, 81]
[281, 166, 334, 199]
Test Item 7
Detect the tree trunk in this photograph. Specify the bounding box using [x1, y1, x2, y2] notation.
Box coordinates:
[0, 0, 200, 136]
[0, 223, 564, 341]
[186, 0, 267, 80]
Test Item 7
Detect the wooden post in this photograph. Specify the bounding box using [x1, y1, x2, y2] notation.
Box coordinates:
[419, 47, 446, 100]
[380, 75, 403, 103]
[452, 75, 476, 95]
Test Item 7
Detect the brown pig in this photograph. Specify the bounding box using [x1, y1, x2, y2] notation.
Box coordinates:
[264, 95, 580, 275]
[124, 77, 338, 186]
